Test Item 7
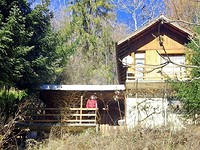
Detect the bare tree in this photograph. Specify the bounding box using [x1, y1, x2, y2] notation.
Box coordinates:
[164, 0, 200, 25]
[0, 101, 29, 149]
[112, 0, 165, 31]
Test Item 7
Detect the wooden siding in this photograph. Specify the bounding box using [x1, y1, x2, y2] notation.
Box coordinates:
[116, 19, 191, 84]
[127, 31, 188, 81]
[145, 50, 161, 80]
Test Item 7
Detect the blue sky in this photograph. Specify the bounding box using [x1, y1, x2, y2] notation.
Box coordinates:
[33, 0, 165, 31]
[115, 0, 165, 30]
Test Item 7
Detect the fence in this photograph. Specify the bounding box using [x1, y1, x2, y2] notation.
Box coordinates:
[127, 66, 189, 81]
[22, 107, 100, 126]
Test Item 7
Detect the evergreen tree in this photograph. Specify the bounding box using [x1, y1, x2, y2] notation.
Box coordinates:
[173, 28, 200, 114]
[0, 0, 65, 90]
[59, 0, 117, 84]
[0, 0, 66, 124]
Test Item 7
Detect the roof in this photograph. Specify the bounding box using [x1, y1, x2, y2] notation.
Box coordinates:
[40, 84, 125, 91]
[117, 15, 193, 45]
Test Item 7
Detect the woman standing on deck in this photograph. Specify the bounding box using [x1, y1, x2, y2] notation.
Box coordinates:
[86, 95, 97, 118]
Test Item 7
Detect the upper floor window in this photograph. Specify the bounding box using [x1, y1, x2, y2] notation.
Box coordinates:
[135, 53, 145, 80]
[161, 55, 185, 79]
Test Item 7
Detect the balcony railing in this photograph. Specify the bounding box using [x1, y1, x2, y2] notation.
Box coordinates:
[127, 66, 190, 82]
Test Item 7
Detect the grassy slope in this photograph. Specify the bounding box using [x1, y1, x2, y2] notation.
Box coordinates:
[26, 126, 200, 150]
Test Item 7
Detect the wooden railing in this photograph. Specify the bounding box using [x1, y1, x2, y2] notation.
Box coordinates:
[22, 107, 100, 126]
[127, 66, 190, 81]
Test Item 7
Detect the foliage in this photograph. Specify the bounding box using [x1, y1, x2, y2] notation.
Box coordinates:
[0, 0, 66, 90]
[0, 88, 27, 124]
[0, 0, 68, 131]
[172, 28, 200, 114]
[57, 0, 117, 85]
[27, 126, 200, 150]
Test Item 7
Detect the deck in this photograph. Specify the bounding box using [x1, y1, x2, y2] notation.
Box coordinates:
[17, 107, 100, 132]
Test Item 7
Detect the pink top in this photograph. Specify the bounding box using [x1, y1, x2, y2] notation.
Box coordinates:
[86, 99, 97, 108]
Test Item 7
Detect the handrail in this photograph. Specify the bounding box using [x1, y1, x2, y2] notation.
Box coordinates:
[96, 110, 101, 124]
[131, 66, 186, 69]
[127, 65, 190, 81]
[26, 108, 97, 111]
[22, 107, 100, 126]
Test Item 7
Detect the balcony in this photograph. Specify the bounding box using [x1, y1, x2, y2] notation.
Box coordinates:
[126, 65, 190, 90]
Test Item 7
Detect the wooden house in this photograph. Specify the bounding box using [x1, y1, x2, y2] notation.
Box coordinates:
[116, 15, 193, 128]
[19, 15, 194, 136]
[117, 15, 193, 86]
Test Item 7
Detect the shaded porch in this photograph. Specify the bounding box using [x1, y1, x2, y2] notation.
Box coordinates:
[18, 85, 126, 133]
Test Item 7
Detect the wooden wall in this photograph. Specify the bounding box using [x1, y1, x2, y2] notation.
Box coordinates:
[123, 24, 188, 81]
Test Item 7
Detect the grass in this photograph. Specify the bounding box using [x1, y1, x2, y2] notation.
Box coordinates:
[26, 125, 200, 150]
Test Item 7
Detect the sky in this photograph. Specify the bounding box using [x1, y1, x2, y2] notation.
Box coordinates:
[115, 0, 165, 30]
[33, 0, 165, 31]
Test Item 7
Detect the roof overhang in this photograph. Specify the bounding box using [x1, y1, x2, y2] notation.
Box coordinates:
[40, 85, 126, 107]
[117, 15, 194, 46]
[40, 84, 125, 91]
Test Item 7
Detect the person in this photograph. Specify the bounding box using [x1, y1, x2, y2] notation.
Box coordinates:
[86, 95, 97, 109]
[86, 95, 97, 119]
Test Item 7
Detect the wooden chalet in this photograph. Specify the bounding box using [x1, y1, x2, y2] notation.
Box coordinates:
[117, 15, 193, 91]
[19, 15, 194, 136]
[116, 15, 193, 128]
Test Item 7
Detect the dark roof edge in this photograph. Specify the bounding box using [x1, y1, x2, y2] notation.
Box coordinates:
[117, 15, 194, 45]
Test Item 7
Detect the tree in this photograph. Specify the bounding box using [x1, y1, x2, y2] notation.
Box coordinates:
[57, 0, 117, 85]
[172, 28, 200, 115]
[112, 0, 165, 31]
[0, 0, 65, 90]
[163, 0, 200, 115]
[0, 0, 67, 127]
[164, 0, 200, 24]
[0, 1, 31, 88]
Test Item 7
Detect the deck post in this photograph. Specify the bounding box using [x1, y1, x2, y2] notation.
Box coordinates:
[80, 96, 83, 123]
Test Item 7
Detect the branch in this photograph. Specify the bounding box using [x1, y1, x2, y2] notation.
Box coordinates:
[165, 20, 200, 26]
[188, 36, 200, 48]
[182, 76, 200, 82]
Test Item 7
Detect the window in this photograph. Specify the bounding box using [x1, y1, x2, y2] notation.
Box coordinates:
[161, 55, 185, 78]
[135, 53, 145, 80]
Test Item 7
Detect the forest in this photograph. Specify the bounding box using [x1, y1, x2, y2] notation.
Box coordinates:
[0, 0, 200, 149]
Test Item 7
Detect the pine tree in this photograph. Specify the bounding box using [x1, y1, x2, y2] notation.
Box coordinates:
[0, 0, 66, 124]
[0, 1, 31, 87]
[60, 0, 117, 84]
[0, 0, 65, 90]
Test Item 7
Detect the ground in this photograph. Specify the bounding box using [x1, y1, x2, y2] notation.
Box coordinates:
[26, 125, 200, 150]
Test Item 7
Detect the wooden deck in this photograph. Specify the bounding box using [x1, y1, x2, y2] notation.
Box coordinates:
[17, 107, 101, 132]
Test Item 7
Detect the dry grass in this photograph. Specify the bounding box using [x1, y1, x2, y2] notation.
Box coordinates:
[26, 125, 200, 150]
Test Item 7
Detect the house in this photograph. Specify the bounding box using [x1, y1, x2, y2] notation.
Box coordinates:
[116, 15, 193, 128]
[20, 15, 193, 135]
[117, 15, 193, 85]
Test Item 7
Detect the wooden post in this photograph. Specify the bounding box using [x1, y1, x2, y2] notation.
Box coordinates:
[95, 108, 97, 124]
[80, 96, 83, 124]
